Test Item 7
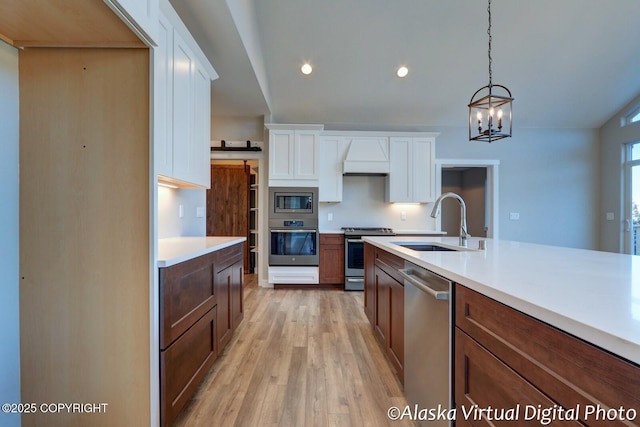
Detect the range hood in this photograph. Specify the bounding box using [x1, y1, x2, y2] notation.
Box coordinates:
[343, 138, 390, 175]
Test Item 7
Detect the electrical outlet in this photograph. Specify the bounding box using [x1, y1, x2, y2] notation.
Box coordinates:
[179, 204, 184, 218]
[196, 207, 205, 218]
[401, 211, 407, 221]
[327, 212, 333, 221]
[509, 212, 520, 220]
[606, 212, 614, 221]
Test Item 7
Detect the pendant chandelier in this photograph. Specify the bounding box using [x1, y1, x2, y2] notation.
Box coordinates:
[468, 0, 513, 142]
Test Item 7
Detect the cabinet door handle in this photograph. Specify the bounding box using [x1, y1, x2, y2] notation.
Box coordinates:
[346, 239, 363, 243]
[270, 229, 317, 233]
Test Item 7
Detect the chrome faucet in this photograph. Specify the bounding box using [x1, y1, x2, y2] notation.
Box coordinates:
[430, 192, 470, 247]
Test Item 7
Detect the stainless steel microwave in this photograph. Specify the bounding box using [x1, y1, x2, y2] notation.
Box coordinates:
[269, 187, 318, 218]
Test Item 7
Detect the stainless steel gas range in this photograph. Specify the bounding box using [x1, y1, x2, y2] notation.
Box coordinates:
[342, 227, 395, 290]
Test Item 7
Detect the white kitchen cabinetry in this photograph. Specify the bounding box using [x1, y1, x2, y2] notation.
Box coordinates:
[191, 60, 211, 186]
[155, 13, 173, 178]
[268, 266, 319, 285]
[170, 31, 196, 183]
[318, 136, 347, 202]
[156, 2, 216, 188]
[342, 136, 390, 174]
[386, 136, 437, 203]
[104, 0, 158, 46]
[267, 124, 323, 187]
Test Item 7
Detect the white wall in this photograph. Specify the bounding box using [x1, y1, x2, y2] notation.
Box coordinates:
[436, 127, 600, 249]
[211, 115, 264, 142]
[599, 94, 640, 253]
[0, 40, 21, 427]
[157, 187, 206, 238]
[319, 175, 438, 231]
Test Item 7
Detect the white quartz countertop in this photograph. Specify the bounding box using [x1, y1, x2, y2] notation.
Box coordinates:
[158, 236, 246, 267]
[318, 229, 446, 235]
[393, 229, 447, 235]
[363, 235, 640, 365]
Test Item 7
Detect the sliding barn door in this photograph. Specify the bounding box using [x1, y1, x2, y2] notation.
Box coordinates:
[206, 164, 250, 270]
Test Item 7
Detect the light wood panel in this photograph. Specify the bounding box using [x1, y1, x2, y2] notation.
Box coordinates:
[0, 0, 144, 48]
[19, 47, 150, 427]
[173, 276, 415, 427]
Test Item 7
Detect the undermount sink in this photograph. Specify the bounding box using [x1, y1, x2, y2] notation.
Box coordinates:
[393, 242, 475, 252]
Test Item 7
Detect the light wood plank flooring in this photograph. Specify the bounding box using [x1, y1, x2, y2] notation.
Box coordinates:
[173, 275, 415, 427]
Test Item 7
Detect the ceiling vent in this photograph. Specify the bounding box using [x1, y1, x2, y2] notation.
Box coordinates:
[343, 138, 390, 175]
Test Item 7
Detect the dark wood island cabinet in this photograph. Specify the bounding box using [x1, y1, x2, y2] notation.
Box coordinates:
[364, 242, 405, 383]
[159, 241, 244, 426]
[455, 284, 640, 427]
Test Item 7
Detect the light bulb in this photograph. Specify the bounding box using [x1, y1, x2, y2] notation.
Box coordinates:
[301, 63, 313, 75]
[396, 66, 409, 78]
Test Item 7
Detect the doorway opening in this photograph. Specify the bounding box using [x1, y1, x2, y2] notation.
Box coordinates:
[207, 157, 262, 274]
[435, 159, 499, 239]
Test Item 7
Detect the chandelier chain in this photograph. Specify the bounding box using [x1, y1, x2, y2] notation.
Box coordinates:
[487, 0, 492, 88]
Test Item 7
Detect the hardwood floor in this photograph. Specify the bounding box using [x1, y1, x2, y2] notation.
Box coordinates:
[173, 275, 415, 427]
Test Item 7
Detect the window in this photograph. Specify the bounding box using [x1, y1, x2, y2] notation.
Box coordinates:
[622, 105, 640, 127]
[625, 142, 640, 255]
[632, 142, 640, 161]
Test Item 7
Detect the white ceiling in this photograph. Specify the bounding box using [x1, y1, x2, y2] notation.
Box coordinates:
[170, 0, 640, 130]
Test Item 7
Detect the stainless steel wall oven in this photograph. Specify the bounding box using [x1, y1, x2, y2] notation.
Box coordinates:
[268, 187, 319, 267]
[269, 220, 318, 266]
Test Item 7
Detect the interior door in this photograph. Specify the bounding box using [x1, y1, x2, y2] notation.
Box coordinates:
[206, 164, 250, 269]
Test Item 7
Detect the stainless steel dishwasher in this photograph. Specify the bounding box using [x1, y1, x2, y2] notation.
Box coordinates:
[399, 261, 453, 427]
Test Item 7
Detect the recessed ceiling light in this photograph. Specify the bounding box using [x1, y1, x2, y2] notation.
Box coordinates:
[301, 63, 313, 75]
[396, 66, 409, 78]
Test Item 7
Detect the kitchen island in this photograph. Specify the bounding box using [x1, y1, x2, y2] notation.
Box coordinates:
[364, 235, 640, 364]
[364, 235, 639, 427]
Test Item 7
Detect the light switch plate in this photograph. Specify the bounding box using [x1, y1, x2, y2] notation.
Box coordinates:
[196, 207, 205, 218]
[509, 212, 520, 220]
[606, 212, 614, 221]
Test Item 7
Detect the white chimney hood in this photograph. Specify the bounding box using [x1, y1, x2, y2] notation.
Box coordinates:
[343, 137, 390, 175]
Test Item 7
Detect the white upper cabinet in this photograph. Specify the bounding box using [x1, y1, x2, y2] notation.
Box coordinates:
[192, 63, 212, 187]
[267, 124, 323, 187]
[155, 0, 216, 188]
[154, 13, 173, 178]
[386, 136, 437, 203]
[319, 136, 347, 202]
[269, 130, 295, 180]
[294, 130, 320, 181]
[104, 0, 159, 46]
[171, 30, 196, 183]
